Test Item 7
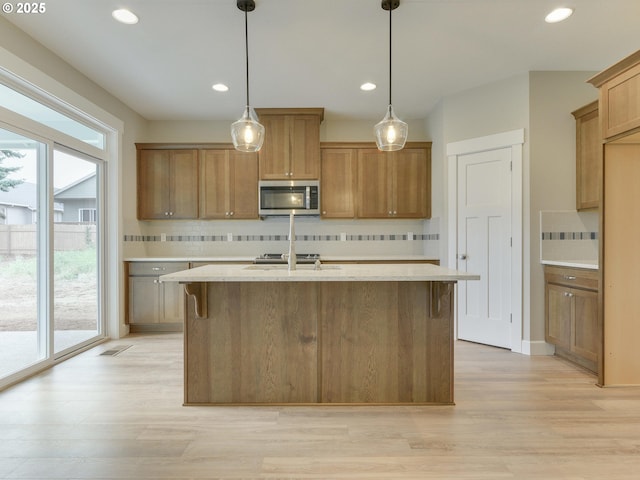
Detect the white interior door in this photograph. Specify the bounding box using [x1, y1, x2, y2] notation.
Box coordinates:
[456, 148, 512, 349]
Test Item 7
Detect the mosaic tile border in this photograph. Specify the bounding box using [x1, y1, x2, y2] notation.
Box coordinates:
[541, 231, 598, 240]
[124, 233, 440, 242]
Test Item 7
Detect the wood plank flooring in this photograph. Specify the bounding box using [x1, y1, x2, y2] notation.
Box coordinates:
[1, 333, 640, 479]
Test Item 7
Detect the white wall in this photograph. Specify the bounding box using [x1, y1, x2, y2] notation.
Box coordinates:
[0, 16, 149, 338]
[431, 73, 529, 265]
[427, 71, 599, 350]
[528, 71, 598, 342]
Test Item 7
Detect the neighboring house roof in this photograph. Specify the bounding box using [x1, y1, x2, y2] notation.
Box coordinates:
[54, 172, 96, 200]
[0, 181, 37, 209]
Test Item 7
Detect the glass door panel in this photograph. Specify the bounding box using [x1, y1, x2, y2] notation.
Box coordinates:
[0, 128, 43, 378]
[53, 149, 100, 354]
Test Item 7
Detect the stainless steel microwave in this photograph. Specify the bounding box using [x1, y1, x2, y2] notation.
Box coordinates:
[258, 180, 320, 216]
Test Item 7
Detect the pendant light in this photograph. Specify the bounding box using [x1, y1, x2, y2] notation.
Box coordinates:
[231, 0, 265, 152]
[374, 0, 408, 151]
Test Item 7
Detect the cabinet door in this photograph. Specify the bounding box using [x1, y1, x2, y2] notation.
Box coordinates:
[137, 149, 198, 220]
[169, 149, 199, 219]
[228, 150, 259, 219]
[393, 148, 429, 218]
[129, 277, 160, 324]
[199, 149, 229, 219]
[289, 115, 320, 179]
[138, 150, 171, 219]
[545, 283, 572, 349]
[573, 103, 601, 210]
[259, 115, 289, 179]
[600, 61, 640, 140]
[321, 149, 356, 218]
[160, 281, 185, 323]
[357, 149, 391, 218]
[572, 288, 598, 362]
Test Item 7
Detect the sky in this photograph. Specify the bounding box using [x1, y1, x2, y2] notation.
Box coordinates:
[2, 148, 96, 189]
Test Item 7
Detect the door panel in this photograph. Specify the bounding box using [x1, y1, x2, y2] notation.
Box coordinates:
[229, 151, 258, 218]
[457, 148, 512, 349]
[394, 149, 427, 218]
[357, 149, 389, 218]
[169, 149, 198, 218]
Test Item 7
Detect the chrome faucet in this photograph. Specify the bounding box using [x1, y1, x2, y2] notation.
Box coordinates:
[287, 211, 296, 271]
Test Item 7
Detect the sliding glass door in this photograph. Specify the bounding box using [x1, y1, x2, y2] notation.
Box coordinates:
[0, 128, 43, 378]
[53, 148, 101, 354]
[0, 128, 104, 383]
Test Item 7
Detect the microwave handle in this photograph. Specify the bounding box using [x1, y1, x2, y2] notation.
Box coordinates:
[305, 186, 311, 210]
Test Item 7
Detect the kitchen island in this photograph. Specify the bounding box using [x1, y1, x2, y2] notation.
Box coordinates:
[160, 263, 479, 405]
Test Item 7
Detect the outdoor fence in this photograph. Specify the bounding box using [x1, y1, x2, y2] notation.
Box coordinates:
[0, 224, 96, 256]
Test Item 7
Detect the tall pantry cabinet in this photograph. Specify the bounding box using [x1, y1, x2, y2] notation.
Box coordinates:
[588, 49, 640, 386]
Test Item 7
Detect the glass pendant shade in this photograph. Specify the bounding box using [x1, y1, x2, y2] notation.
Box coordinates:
[374, 104, 408, 151]
[231, 106, 264, 152]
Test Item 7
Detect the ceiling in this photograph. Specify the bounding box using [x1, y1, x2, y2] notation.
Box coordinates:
[6, 0, 640, 122]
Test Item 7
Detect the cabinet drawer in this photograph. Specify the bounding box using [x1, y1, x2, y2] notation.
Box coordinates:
[544, 265, 598, 291]
[128, 262, 189, 276]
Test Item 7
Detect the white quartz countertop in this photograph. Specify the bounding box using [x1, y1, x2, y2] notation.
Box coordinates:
[541, 259, 598, 270]
[160, 262, 479, 283]
[124, 256, 255, 262]
[124, 255, 439, 262]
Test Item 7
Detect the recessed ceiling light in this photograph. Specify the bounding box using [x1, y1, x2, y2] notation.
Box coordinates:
[545, 7, 574, 23]
[360, 82, 377, 91]
[212, 83, 229, 92]
[112, 9, 139, 25]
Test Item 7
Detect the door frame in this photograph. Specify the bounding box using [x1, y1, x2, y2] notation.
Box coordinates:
[446, 129, 524, 353]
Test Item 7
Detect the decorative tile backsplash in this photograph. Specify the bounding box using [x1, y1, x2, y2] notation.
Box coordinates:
[541, 231, 597, 240]
[124, 233, 439, 243]
[123, 218, 441, 258]
[540, 211, 598, 263]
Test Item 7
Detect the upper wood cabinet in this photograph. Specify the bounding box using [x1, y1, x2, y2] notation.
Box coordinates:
[357, 145, 431, 219]
[199, 149, 258, 220]
[320, 148, 357, 218]
[572, 101, 601, 211]
[256, 108, 324, 180]
[588, 50, 640, 141]
[137, 148, 199, 220]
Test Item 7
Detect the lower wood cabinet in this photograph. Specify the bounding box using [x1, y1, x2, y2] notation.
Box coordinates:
[126, 262, 189, 332]
[544, 265, 599, 373]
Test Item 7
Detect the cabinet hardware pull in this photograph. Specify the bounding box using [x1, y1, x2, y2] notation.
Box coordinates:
[564, 292, 574, 297]
[564, 275, 576, 280]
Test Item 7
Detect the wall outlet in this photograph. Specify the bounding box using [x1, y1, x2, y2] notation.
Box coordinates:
[160, 233, 166, 242]
[340, 232, 347, 242]
[407, 232, 414, 241]
[227, 232, 233, 242]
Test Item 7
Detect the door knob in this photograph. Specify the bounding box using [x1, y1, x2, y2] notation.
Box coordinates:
[457, 254, 468, 260]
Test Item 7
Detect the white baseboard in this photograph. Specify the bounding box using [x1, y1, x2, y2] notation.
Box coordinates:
[521, 340, 556, 356]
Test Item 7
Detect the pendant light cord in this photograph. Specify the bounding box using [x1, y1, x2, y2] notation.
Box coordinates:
[244, 8, 250, 106]
[388, 4, 392, 106]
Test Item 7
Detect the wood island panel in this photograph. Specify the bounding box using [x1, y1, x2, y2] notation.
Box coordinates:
[183, 280, 454, 405]
[320, 281, 452, 404]
[185, 282, 318, 404]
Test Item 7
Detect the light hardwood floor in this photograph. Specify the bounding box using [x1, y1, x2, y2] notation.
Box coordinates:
[1, 333, 640, 479]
